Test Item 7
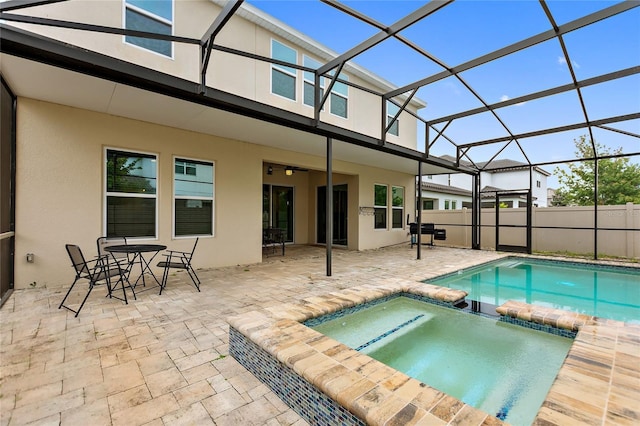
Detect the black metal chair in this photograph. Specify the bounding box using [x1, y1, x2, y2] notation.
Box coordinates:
[157, 238, 200, 295]
[262, 227, 285, 256]
[97, 236, 136, 286]
[97, 236, 128, 266]
[59, 244, 132, 317]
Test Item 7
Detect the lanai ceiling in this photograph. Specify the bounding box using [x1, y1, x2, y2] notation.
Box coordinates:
[1, 0, 638, 176]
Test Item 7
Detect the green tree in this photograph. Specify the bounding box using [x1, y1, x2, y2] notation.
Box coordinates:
[553, 136, 640, 206]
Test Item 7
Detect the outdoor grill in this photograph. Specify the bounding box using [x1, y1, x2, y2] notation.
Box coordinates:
[409, 222, 446, 247]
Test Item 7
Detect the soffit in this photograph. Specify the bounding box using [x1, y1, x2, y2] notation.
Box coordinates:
[0, 52, 453, 176]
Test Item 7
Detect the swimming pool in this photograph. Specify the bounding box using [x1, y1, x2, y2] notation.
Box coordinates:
[309, 296, 573, 426]
[427, 257, 640, 323]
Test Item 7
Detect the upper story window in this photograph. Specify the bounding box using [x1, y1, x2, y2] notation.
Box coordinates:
[271, 40, 297, 101]
[174, 157, 214, 237]
[105, 148, 157, 238]
[387, 102, 399, 136]
[125, 0, 173, 57]
[374, 184, 387, 230]
[330, 73, 348, 118]
[303, 55, 324, 109]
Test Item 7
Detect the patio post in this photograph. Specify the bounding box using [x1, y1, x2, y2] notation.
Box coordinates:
[326, 137, 332, 276]
[417, 161, 422, 260]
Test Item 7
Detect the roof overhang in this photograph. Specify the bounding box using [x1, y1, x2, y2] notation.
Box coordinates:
[0, 23, 467, 176]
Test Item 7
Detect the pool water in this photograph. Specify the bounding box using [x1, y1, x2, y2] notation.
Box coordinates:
[428, 257, 640, 323]
[311, 297, 573, 426]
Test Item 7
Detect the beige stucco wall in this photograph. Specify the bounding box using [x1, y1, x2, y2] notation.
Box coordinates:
[10, 0, 422, 150]
[14, 98, 416, 289]
[15, 97, 262, 289]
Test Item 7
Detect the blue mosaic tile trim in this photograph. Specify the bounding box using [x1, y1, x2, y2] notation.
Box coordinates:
[229, 327, 366, 426]
[400, 291, 460, 308]
[355, 314, 425, 352]
[303, 294, 399, 327]
[303, 292, 457, 328]
[499, 316, 577, 339]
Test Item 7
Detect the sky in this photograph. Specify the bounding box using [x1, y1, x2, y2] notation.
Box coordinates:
[246, 0, 640, 186]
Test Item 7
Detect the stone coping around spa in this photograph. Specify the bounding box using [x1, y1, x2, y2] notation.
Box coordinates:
[496, 300, 601, 333]
[228, 281, 640, 425]
[228, 281, 507, 425]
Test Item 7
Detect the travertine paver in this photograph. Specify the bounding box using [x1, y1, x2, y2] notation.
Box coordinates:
[0, 244, 638, 425]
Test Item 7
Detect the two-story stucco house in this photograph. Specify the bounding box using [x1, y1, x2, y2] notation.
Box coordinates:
[420, 157, 550, 211]
[0, 0, 469, 296]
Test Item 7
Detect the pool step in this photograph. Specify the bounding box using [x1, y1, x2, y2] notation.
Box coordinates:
[355, 314, 425, 352]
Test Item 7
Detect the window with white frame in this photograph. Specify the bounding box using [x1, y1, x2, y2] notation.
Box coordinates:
[444, 199, 451, 210]
[303, 56, 324, 109]
[124, 0, 173, 57]
[105, 149, 157, 238]
[391, 186, 404, 229]
[174, 157, 214, 237]
[330, 73, 348, 118]
[271, 39, 297, 101]
[374, 184, 387, 229]
[387, 101, 399, 136]
[451, 200, 457, 209]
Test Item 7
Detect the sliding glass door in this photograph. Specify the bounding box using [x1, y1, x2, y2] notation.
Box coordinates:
[317, 184, 348, 246]
[262, 184, 294, 242]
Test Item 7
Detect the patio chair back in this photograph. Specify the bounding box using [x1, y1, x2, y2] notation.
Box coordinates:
[97, 236, 128, 263]
[67, 243, 91, 277]
[186, 237, 199, 261]
[60, 244, 130, 317]
[157, 238, 200, 295]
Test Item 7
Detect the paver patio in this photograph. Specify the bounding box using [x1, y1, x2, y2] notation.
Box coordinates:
[0, 244, 637, 425]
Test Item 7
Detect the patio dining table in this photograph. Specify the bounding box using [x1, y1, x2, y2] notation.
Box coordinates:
[105, 244, 166, 292]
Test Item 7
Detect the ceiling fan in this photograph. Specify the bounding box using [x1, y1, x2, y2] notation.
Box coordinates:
[266, 164, 309, 175]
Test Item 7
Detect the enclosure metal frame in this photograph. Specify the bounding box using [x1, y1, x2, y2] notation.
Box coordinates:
[1, 0, 639, 265]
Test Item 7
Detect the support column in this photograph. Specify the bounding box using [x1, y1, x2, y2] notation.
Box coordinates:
[594, 158, 598, 260]
[472, 173, 481, 250]
[326, 137, 332, 276]
[417, 161, 422, 260]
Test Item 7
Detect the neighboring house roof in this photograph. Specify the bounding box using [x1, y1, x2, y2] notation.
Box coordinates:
[421, 182, 471, 197]
[212, 0, 427, 109]
[481, 186, 536, 201]
[438, 155, 550, 176]
[420, 182, 536, 201]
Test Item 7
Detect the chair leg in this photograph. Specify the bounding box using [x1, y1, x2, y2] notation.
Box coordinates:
[159, 264, 170, 295]
[73, 284, 97, 317]
[186, 266, 201, 292]
[115, 274, 128, 305]
[59, 277, 80, 311]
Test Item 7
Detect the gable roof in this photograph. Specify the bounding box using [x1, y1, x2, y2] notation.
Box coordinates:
[421, 181, 471, 197]
[438, 155, 550, 176]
